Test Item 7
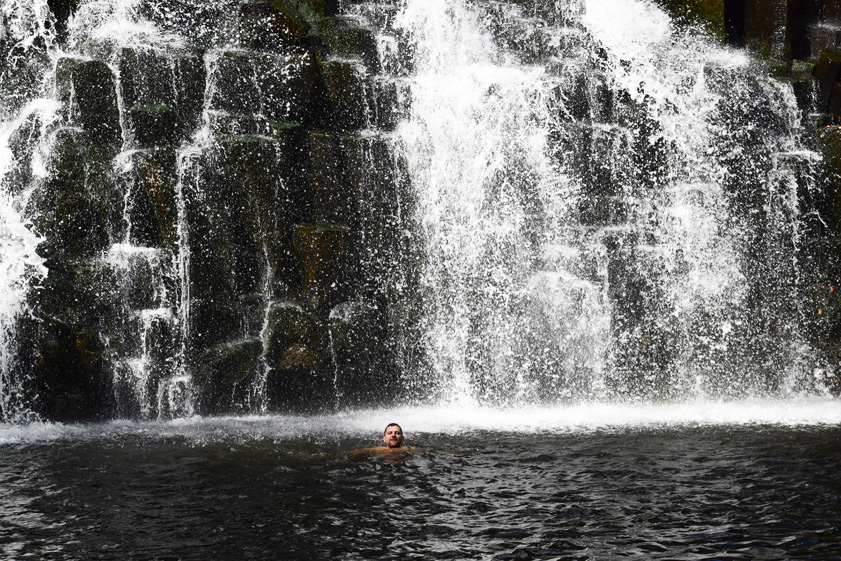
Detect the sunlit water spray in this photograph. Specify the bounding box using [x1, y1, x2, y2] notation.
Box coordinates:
[0, 0, 54, 422]
[394, 0, 610, 405]
[389, 0, 826, 404]
[0, 0, 836, 422]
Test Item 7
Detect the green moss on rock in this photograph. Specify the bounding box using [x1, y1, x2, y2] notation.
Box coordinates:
[130, 104, 177, 147]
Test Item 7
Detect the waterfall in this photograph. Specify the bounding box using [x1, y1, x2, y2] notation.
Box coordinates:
[0, 0, 835, 422]
[0, 1, 52, 422]
[389, 0, 823, 403]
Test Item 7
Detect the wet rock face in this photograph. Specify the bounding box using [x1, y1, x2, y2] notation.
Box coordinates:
[118, 48, 206, 142]
[29, 128, 121, 262]
[238, 0, 310, 50]
[209, 51, 320, 124]
[125, 148, 180, 249]
[9, 0, 406, 421]
[131, 105, 178, 148]
[293, 223, 349, 310]
[55, 58, 122, 147]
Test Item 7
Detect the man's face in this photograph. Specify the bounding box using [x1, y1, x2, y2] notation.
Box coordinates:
[383, 425, 404, 448]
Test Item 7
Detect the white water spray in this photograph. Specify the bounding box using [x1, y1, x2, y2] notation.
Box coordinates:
[0, 0, 54, 421]
[391, 0, 819, 403]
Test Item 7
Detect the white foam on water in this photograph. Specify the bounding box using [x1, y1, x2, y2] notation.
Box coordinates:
[3, 398, 840, 444]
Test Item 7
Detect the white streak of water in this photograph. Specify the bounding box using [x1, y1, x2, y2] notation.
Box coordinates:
[3, 398, 841, 444]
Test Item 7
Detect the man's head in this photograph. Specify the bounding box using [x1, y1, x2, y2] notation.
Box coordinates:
[383, 423, 404, 448]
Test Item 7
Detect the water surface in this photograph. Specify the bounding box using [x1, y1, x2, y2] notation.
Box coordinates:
[2, 402, 840, 560]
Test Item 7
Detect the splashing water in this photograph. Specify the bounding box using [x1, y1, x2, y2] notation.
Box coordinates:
[390, 0, 824, 404]
[0, 0, 836, 422]
[0, 0, 53, 421]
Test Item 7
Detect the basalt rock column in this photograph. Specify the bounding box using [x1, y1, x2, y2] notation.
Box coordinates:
[0, 0, 411, 420]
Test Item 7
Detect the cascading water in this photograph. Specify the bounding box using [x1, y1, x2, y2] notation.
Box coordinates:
[0, 0, 837, 423]
[0, 0, 215, 420]
[0, 0, 51, 422]
[385, 0, 828, 404]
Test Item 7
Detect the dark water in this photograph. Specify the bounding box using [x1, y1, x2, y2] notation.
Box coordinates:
[1, 416, 840, 560]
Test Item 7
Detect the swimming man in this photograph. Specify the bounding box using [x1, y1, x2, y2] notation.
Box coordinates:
[348, 423, 409, 456]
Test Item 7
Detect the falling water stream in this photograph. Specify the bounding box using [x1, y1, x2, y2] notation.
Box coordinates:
[0, 0, 832, 417]
[392, 0, 822, 404]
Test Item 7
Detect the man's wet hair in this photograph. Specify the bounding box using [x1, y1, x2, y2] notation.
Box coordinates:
[384, 423, 402, 435]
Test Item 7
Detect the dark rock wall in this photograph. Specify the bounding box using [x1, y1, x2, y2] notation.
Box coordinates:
[6, 0, 411, 420]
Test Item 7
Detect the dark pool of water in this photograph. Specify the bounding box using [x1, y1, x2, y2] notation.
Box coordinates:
[1, 421, 840, 560]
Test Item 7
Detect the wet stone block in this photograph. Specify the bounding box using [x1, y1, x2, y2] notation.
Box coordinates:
[293, 223, 349, 310]
[827, 0, 841, 25]
[55, 57, 121, 146]
[208, 52, 260, 112]
[180, 155, 237, 315]
[104, 251, 159, 310]
[816, 126, 841, 230]
[320, 60, 370, 130]
[207, 136, 281, 296]
[371, 78, 406, 130]
[316, 17, 380, 72]
[47, 0, 81, 38]
[816, 51, 841, 109]
[343, 136, 401, 288]
[29, 128, 120, 261]
[261, 53, 320, 122]
[376, 29, 415, 77]
[118, 48, 205, 140]
[551, 124, 629, 198]
[130, 104, 177, 148]
[577, 196, 627, 227]
[187, 298, 243, 352]
[29, 316, 114, 422]
[238, 0, 310, 50]
[810, 24, 841, 59]
[200, 133, 307, 296]
[118, 48, 173, 109]
[264, 301, 320, 367]
[307, 131, 354, 224]
[829, 82, 841, 115]
[209, 51, 319, 123]
[743, 0, 819, 59]
[125, 148, 179, 248]
[193, 338, 262, 415]
[743, 0, 789, 58]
